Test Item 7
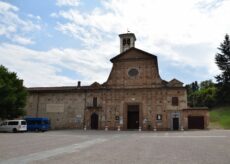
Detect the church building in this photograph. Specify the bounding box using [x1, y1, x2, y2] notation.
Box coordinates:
[25, 33, 209, 130]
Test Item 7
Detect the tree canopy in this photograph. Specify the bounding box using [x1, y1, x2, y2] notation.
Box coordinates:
[186, 80, 216, 108]
[0, 65, 27, 120]
[215, 34, 230, 105]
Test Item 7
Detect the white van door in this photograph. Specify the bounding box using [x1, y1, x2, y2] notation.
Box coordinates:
[7, 121, 19, 132]
[5, 121, 11, 132]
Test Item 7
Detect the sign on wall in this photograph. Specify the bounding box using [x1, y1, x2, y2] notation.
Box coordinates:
[76, 115, 82, 123]
[46, 104, 64, 113]
[119, 116, 123, 124]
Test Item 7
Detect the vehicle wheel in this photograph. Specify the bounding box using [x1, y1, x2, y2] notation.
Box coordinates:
[13, 128, 17, 133]
[35, 128, 39, 132]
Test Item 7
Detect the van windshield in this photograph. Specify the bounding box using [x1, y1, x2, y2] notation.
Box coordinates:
[0, 122, 5, 126]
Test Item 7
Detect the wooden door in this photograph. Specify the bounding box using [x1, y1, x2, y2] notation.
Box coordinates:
[173, 118, 179, 130]
[91, 113, 98, 129]
[127, 105, 139, 129]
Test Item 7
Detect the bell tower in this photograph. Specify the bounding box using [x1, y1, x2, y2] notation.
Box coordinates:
[119, 33, 136, 53]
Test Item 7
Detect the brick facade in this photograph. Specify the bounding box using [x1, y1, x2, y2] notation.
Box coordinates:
[25, 33, 209, 130]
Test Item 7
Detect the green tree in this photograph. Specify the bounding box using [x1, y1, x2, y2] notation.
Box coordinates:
[192, 81, 199, 92]
[186, 81, 199, 106]
[215, 34, 230, 105]
[186, 80, 217, 108]
[200, 80, 215, 90]
[0, 65, 27, 119]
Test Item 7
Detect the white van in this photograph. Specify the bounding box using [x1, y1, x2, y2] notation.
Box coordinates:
[0, 120, 27, 132]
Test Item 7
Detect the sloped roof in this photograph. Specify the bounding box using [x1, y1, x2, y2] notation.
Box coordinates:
[167, 78, 183, 87]
[27, 84, 104, 93]
[27, 86, 80, 92]
[110, 47, 157, 63]
[169, 78, 183, 84]
[90, 82, 101, 88]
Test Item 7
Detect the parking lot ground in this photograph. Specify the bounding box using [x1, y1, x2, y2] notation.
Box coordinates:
[0, 130, 230, 164]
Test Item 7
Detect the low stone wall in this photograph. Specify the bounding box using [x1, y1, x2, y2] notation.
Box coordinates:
[183, 107, 209, 129]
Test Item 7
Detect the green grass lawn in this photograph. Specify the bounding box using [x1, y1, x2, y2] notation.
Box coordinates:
[210, 106, 230, 129]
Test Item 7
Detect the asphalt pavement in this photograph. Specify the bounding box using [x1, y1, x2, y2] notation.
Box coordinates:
[0, 130, 230, 164]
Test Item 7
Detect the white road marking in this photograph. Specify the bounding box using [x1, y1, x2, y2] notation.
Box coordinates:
[142, 135, 227, 138]
[45, 134, 89, 138]
[0, 138, 107, 164]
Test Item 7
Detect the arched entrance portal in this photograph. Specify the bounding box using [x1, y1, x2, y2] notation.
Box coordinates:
[91, 113, 98, 129]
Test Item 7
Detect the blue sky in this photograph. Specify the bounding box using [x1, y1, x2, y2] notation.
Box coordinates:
[0, 0, 229, 87]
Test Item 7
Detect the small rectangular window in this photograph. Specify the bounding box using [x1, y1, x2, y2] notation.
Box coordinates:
[172, 97, 179, 106]
[93, 97, 97, 107]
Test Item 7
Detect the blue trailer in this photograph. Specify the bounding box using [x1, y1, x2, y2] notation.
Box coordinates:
[24, 117, 50, 132]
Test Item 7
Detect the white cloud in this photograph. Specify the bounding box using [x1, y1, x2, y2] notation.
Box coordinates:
[0, 43, 113, 87]
[53, 0, 230, 46]
[0, 1, 18, 12]
[56, 0, 80, 7]
[13, 35, 34, 45]
[50, 12, 58, 18]
[0, 1, 41, 44]
[1, 0, 228, 87]
[52, 0, 228, 82]
[196, 0, 224, 12]
[28, 14, 41, 21]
